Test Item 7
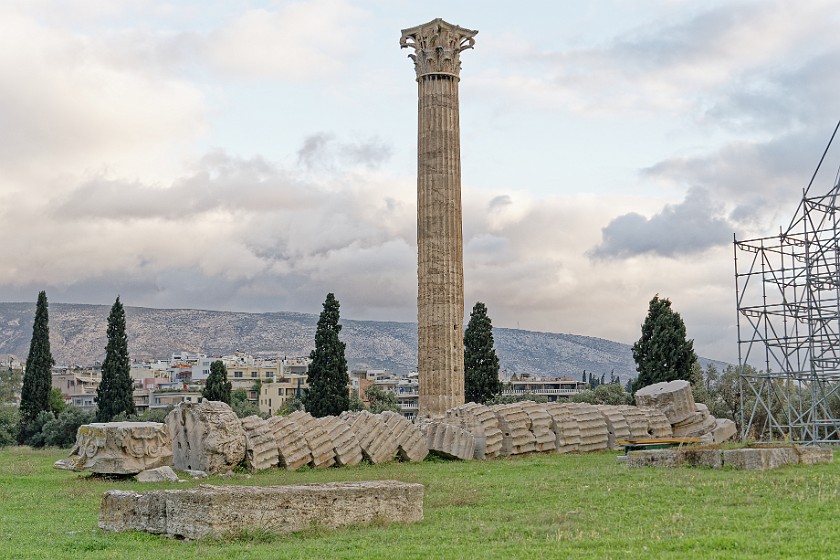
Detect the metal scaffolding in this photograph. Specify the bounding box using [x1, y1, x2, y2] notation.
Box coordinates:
[734, 123, 840, 444]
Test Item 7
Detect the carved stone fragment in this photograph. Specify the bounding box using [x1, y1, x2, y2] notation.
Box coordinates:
[420, 420, 475, 460]
[54, 422, 172, 474]
[267, 415, 312, 471]
[287, 411, 335, 468]
[379, 411, 429, 462]
[491, 403, 537, 456]
[543, 403, 581, 453]
[341, 410, 398, 464]
[317, 416, 363, 467]
[165, 401, 246, 474]
[445, 402, 503, 459]
[634, 380, 695, 425]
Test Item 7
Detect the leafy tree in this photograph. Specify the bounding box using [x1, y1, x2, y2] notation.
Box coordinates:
[0, 368, 23, 406]
[464, 302, 503, 404]
[632, 295, 698, 393]
[348, 389, 366, 412]
[230, 388, 263, 418]
[19, 291, 55, 443]
[41, 406, 95, 448]
[48, 387, 66, 415]
[304, 293, 350, 417]
[365, 385, 400, 414]
[572, 383, 631, 406]
[0, 407, 19, 447]
[202, 360, 232, 404]
[95, 297, 136, 422]
[277, 395, 305, 416]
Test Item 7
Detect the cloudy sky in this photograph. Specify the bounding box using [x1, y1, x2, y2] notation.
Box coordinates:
[3, 0, 840, 364]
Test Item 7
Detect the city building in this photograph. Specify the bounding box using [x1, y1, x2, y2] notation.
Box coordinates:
[502, 376, 587, 402]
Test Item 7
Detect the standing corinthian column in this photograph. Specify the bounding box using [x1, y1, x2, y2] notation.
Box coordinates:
[400, 19, 477, 418]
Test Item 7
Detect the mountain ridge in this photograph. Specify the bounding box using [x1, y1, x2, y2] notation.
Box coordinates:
[0, 302, 728, 383]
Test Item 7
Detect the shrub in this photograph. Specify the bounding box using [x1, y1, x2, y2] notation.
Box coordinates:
[0, 407, 19, 446]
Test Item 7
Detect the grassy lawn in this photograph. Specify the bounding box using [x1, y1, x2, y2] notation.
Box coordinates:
[0, 446, 837, 560]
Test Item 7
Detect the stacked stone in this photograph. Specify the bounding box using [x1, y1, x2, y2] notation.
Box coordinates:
[239, 416, 279, 471]
[340, 410, 398, 464]
[267, 415, 312, 471]
[520, 401, 557, 452]
[594, 405, 631, 450]
[444, 403, 503, 459]
[166, 401, 246, 474]
[637, 407, 673, 438]
[634, 380, 735, 444]
[490, 403, 537, 456]
[288, 411, 336, 468]
[380, 411, 429, 462]
[634, 380, 695, 425]
[317, 416, 363, 467]
[543, 403, 581, 453]
[671, 403, 717, 437]
[420, 421, 476, 460]
[616, 406, 651, 440]
[566, 403, 609, 452]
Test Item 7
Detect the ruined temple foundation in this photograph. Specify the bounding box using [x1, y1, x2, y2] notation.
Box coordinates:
[401, 18, 477, 418]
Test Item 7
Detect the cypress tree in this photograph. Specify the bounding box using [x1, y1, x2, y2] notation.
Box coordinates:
[18, 291, 55, 443]
[95, 297, 136, 422]
[202, 360, 232, 404]
[464, 302, 502, 404]
[304, 293, 350, 417]
[631, 294, 698, 393]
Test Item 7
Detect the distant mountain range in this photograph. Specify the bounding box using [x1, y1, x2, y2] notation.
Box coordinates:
[0, 302, 728, 384]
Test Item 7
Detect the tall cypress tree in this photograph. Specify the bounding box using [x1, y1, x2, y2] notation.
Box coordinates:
[18, 291, 55, 443]
[631, 294, 698, 393]
[202, 360, 232, 404]
[304, 293, 349, 417]
[464, 302, 502, 404]
[95, 297, 136, 421]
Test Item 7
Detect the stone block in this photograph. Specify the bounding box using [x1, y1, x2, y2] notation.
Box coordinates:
[699, 418, 737, 445]
[491, 403, 536, 456]
[54, 422, 172, 474]
[287, 411, 335, 468]
[634, 380, 696, 425]
[239, 416, 279, 471]
[136, 466, 179, 482]
[340, 410, 398, 464]
[680, 448, 724, 468]
[520, 402, 556, 452]
[99, 480, 424, 539]
[165, 401, 246, 474]
[317, 416, 363, 467]
[421, 421, 475, 460]
[626, 449, 685, 468]
[566, 403, 609, 452]
[444, 403, 503, 459]
[595, 406, 631, 450]
[543, 403, 581, 454]
[637, 407, 673, 438]
[793, 446, 834, 465]
[672, 414, 717, 438]
[723, 447, 799, 470]
[616, 406, 651, 440]
[266, 416, 312, 471]
[379, 411, 428, 462]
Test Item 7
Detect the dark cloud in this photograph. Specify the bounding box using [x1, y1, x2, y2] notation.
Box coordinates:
[589, 187, 735, 259]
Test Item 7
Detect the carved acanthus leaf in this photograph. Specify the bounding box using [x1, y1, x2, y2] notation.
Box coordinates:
[400, 18, 477, 79]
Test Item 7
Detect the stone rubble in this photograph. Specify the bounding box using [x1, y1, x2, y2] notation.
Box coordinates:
[420, 420, 476, 460]
[491, 403, 537, 456]
[634, 380, 695, 425]
[135, 466, 179, 483]
[444, 403, 503, 459]
[594, 405, 631, 450]
[340, 410, 399, 465]
[317, 416, 363, 467]
[380, 411, 429, 462]
[520, 401, 557, 452]
[287, 411, 336, 468]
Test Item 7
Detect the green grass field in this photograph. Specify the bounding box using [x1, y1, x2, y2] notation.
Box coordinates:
[0, 446, 837, 559]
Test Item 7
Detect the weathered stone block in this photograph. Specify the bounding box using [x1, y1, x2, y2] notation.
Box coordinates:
[421, 421, 475, 460]
[566, 403, 609, 452]
[341, 410, 399, 464]
[794, 446, 834, 465]
[595, 406, 631, 450]
[239, 416, 279, 471]
[165, 401, 246, 474]
[699, 418, 737, 445]
[491, 403, 536, 456]
[638, 407, 673, 438]
[287, 411, 335, 468]
[634, 380, 696, 425]
[445, 403, 503, 459]
[626, 449, 685, 468]
[54, 422, 172, 474]
[99, 481, 424, 539]
[543, 403, 581, 454]
[267, 415, 312, 471]
[723, 447, 799, 470]
[136, 466, 179, 482]
[379, 411, 428, 462]
[520, 402, 556, 452]
[317, 416, 363, 467]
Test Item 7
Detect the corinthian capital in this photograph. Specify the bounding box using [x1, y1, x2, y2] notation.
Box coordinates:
[400, 18, 477, 79]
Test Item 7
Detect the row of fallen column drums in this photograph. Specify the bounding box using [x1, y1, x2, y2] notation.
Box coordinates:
[237, 402, 676, 471]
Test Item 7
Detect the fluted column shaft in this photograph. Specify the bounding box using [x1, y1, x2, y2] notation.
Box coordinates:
[416, 74, 464, 417]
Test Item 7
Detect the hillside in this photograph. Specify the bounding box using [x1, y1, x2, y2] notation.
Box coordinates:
[0, 302, 727, 383]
